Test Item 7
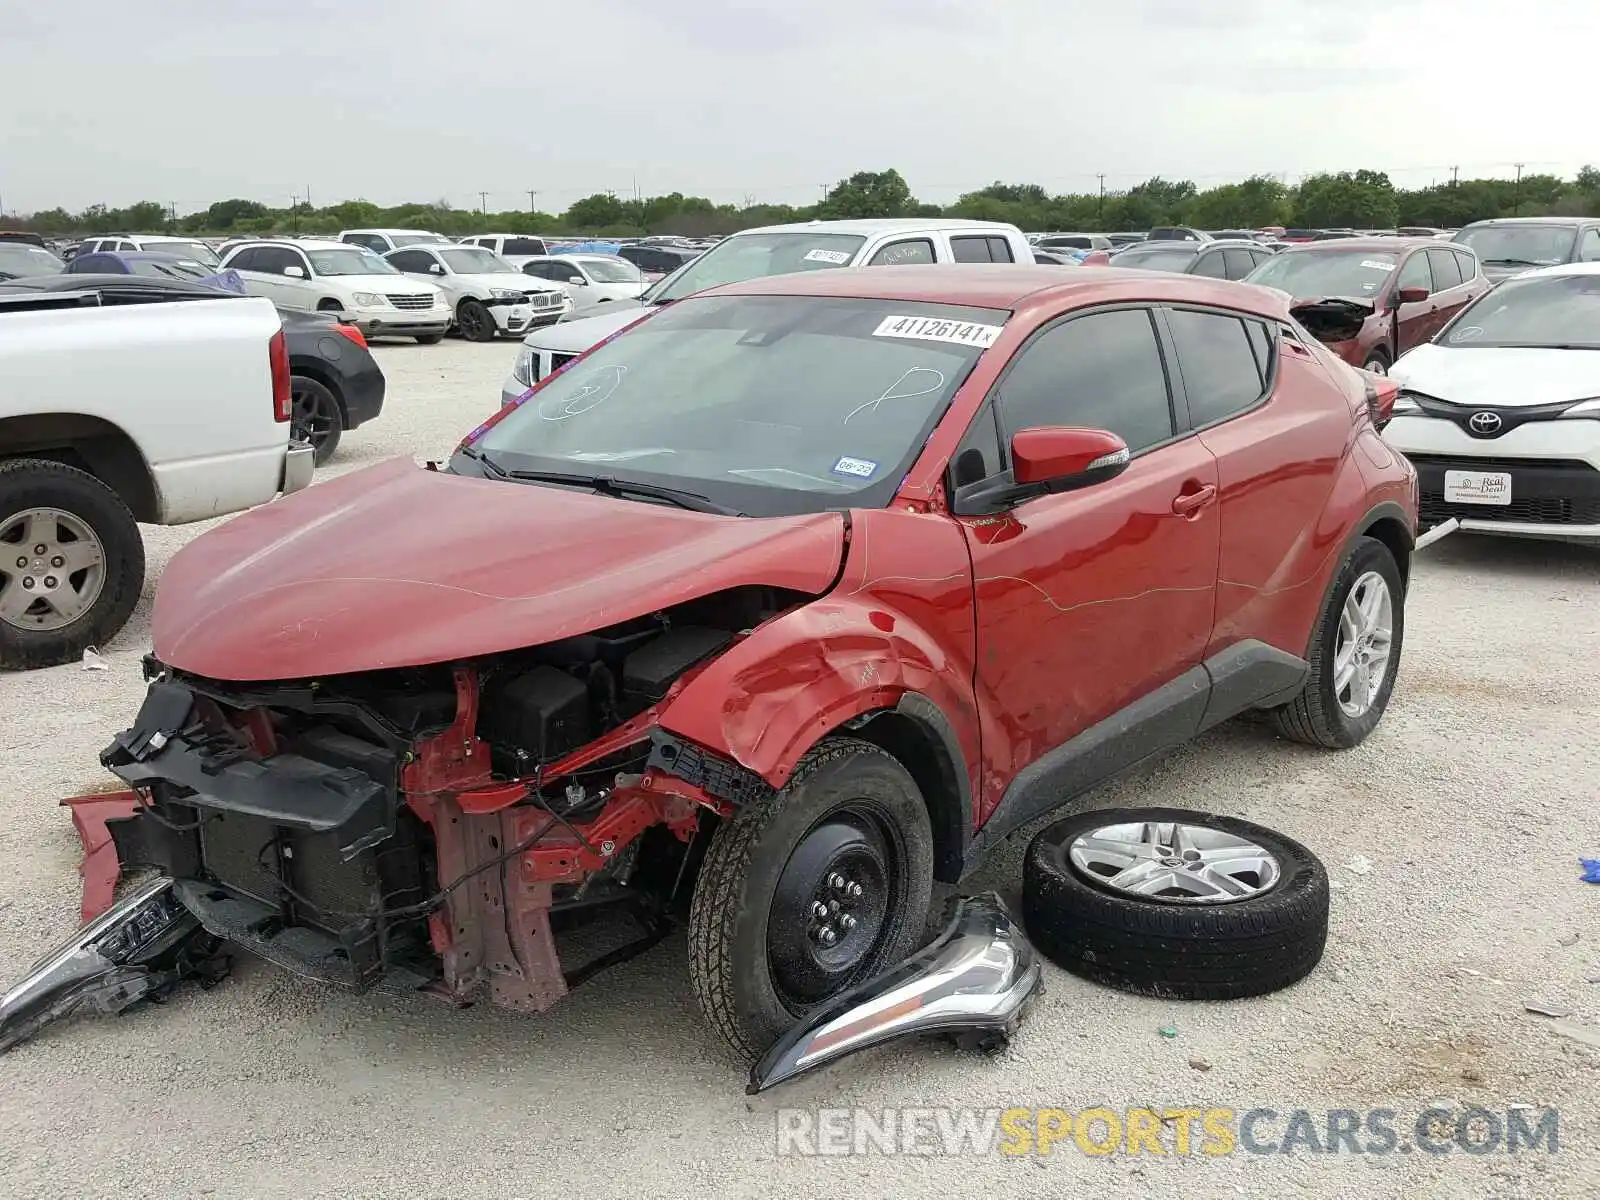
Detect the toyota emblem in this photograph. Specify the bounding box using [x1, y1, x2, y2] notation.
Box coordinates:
[1467, 410, 1503, 436]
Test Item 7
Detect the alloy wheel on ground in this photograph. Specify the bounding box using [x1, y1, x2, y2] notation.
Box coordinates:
[1068, 819, 1282, 904]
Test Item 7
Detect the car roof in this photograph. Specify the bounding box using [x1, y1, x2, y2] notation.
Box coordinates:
[1459, 216, 1594, 227]
[340, 228, 444, 236]
[1272, 236, 1439, 253]
[736, 218, 1019, 237]
[1506, 261, 1600, 280]
[703, 263, 1293, 320]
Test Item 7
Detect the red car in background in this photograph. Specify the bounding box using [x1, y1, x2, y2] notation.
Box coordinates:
[83, 265, 1416, 1061]
[1244, 237, 1491, 375]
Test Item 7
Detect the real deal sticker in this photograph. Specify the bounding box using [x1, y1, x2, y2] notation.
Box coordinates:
[832, 455, 879, 479]
[872, 314, 1003, 348]
[804, 248, 852, 264]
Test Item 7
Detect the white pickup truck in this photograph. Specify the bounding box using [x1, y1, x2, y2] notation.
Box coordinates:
[0, 285, 313, 669]
[502, 218, 1034, 404]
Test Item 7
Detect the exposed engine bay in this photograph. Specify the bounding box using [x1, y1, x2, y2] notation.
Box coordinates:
[1290, 297, 1374, 344]
[81, 586, 804, 1015]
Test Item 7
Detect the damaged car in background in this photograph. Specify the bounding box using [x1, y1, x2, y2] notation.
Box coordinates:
[5, 265, 1416, 1078]
[1244, 237, 1490, 375]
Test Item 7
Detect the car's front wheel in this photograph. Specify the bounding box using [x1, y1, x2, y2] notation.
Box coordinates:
[1271, 535, 1405, 748]
[688, 737, 934, 1059]
[457, 299, 497, 342]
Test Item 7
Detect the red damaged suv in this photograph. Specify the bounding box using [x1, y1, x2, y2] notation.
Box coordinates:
[82, 265, 1415, 1060]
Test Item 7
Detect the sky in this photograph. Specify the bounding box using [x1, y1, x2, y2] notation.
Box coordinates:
[0, 0, 1590, 216]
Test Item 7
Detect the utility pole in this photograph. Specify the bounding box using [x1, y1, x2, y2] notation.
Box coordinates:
[1097, 173, 1105, 223]
[1450, 165, 1459, 187]
[477, 191, 489, 214]
[1513, 163, 1524, 215]
[632, 175, 640, 204]
[819, 183, 829, 202]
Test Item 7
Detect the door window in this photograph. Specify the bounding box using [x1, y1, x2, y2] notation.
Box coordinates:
[995, 308, 1175, 452]
[1222, 249, 1258, 279]
[1578, 228, 1600, 262]
[868, 239, 936, 266]
[254, 247, 305, 276]
[1396, 252, 1431, 295]
[1426, 248, 1463, 291]
[225, 247, 260, 271]
[1165, 309, 1270, 427]
[1192, 251, 1227, 278]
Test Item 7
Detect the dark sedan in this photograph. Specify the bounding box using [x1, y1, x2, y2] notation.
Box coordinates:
[0, 273, 384, 464]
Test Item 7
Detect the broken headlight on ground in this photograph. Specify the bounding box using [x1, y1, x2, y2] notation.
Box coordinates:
[0, 876, 227, 1052]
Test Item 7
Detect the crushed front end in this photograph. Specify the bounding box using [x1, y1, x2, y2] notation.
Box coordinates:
[84, 593, 789, 1018]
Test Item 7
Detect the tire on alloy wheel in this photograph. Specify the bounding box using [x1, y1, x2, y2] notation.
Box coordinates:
[0, 459, 144, 670]
[688, 736, 934, 1060]
[1022, 806, 1329, 1000]
[290, 374, 344, 466]
[457, 299, 496, 343]
[1271, 534, 1405, 749]
[414, 332, 444, 345]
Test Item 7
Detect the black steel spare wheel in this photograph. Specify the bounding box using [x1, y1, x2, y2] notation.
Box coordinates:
[688, 737, 933, 1060]
[1022, 807, 1329, 1000]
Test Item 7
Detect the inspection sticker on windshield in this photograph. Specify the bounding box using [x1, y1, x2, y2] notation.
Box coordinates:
[872, 314, 1003, 348]
[804, 248, 852, 264]
[1360, 260, 1394, 271]
[832, 455, 879, 479]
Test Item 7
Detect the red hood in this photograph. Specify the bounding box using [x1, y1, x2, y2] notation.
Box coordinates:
[153, 458, 847, 681]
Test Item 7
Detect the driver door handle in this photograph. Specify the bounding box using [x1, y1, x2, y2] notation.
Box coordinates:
[1171, 484, 1217, 516]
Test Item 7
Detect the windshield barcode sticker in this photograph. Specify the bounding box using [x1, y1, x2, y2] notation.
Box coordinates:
[872, 314, 1003, 348]
[1360, 260, 1394, 271]
[804, 248, 852, 264]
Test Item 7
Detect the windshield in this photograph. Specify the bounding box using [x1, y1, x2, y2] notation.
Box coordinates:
[1439, 273, 1600, 349]
[441, 247, 513, 274]
[1114, 246, 1198, 272]
[470, 294, 1005, 517]
[1454, 224, 1575, 266]
[649, 232, 867, 303]
[579, 257, 643, 283]
[144, 240, 220, 267]
[308, 247, 398, 276]
[1245, 249, 1397, 298]
[0, 245, 62, 277]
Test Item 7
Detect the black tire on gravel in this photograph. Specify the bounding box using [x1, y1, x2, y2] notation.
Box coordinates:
[1022, 807, 1329, 1001]
[1271, 535, 1405, 749]
[688, 737, 934, 1060]
[414, 333, 444, 345]
[0, 459, 145, 671]
[289, 374, 344, 466]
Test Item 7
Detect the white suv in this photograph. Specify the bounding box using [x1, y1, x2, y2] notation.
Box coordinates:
[1386, 261, 1600, 545]
[457, 234, 550, 269]
[384, 244, 571, 341]
[221, 239, 452, 343]
[75, 234, 222, 268]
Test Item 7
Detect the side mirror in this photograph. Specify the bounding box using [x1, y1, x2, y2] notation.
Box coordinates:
[1395, 285, 1429, 304]
[953, 427, 1130, 516]
[429, 262, 444, 274]
[567, 275, 586, 285]
[284, 265, 306, 279]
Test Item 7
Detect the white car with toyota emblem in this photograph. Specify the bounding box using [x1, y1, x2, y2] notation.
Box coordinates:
[384, 244, 571, 342]
[1385, 261, 1600, 545]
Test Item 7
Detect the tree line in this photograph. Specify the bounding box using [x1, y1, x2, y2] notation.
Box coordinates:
[9, 166, 1600, 240]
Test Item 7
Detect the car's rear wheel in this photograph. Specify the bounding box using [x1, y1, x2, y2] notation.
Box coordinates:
[688, 737, 934, 1060]
[457, 299, 496, 343]
[1361, 350, 1390, 375]
[0, 459, 144, 670]
[289, 375, 343, 465]
[414, 333, 444, 345]
[1271, 535, 1404, 748]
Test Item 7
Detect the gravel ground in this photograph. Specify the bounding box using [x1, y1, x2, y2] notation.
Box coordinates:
[1, 339, 1596, 1200]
